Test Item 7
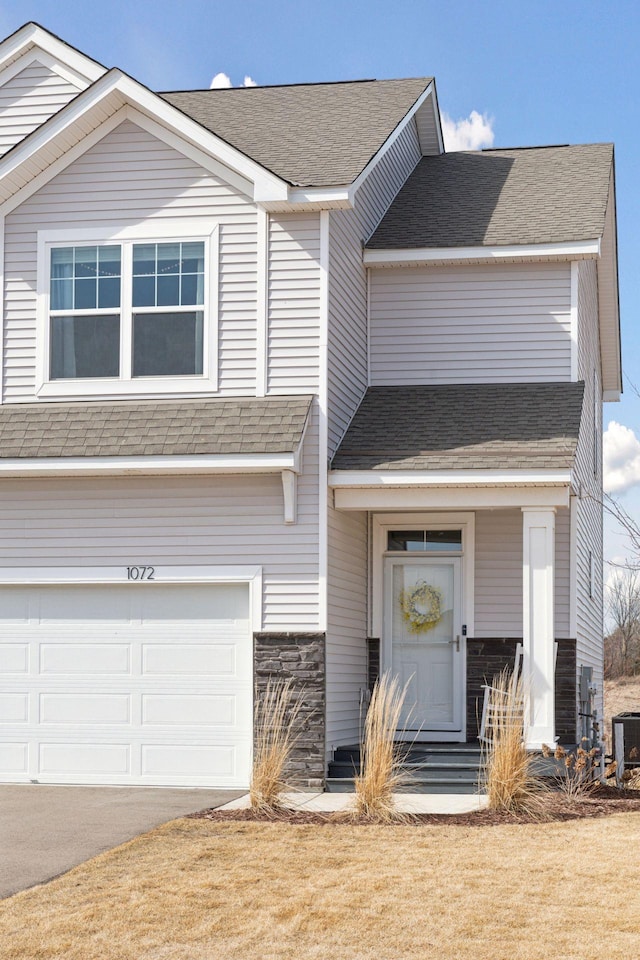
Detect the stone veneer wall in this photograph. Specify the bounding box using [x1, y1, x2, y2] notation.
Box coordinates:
[253, 632, 326, 788]
[466, 638, 577, 743]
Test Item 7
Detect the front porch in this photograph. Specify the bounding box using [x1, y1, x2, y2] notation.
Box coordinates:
[324, 382, 585, 767]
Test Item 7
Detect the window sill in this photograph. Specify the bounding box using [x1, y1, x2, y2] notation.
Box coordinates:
[36, 376, 218, 401]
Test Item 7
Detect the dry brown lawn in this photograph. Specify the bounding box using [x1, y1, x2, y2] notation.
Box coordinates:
[605, 675, 640, 737]
[2, 814, 640, 960]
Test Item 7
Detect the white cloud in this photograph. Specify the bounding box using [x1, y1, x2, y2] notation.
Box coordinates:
[209, 73, 258, 89]
[441, 110, 495, 152]
[210, 72, 232, 89]
[603, 421, 640, 494]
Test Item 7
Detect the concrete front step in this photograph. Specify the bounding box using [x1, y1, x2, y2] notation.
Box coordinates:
[326, 777, 482, 795]
[328, 761, 480, 780]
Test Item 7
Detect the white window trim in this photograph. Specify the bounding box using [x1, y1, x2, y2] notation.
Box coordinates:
[36, 221, 220, 400]
[0, 564, 263, 633]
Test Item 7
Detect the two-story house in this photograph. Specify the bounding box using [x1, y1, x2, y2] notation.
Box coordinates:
[0, 23, 620, 790]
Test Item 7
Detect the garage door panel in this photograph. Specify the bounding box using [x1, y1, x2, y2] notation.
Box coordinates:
[0, 743, 28, 774]
[141, 743, 237, 779]
[141, 694, 236, 726]
[0, 693, 29, 723]
[39, 693, 131, 725]
[40, 742, 131, 776]
[0, 644, 29, 674]
[0, 582, 253, 787]
[138, 583, 248, 621]
[142, 642, 236, 677]
[40, 644, 132, 675]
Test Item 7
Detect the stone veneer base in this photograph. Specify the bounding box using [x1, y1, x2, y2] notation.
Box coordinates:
[253, 632, 326, 788]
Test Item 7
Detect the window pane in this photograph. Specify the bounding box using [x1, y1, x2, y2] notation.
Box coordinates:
[98, 277, 120, 309]
[98, 246, 122, 280]
[387, 530, 462, 552]
[181, 242, 205, 274]
[157, 243, 181, 275]
[50, 315, 120, 379]
[388, 531, 426, 552]
[132, 242, 205, 307]
[180, 273, 204, 306]
[426, 530, 462, 551]
[133, 244, 156, 276]
[74, 278, 96, 310]
[51, 278, 73, 311]
[74, 246, 98, 278]
[132, 311, 203, 377]
[157, 274, 180, 307]
[132, 275, 155, 307]
[51, 248, 74, 279]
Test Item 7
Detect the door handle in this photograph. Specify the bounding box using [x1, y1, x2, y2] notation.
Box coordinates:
[450, 635, 461, 652]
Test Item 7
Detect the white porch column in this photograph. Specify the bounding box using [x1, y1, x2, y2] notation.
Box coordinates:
[522, 508, 556, 749]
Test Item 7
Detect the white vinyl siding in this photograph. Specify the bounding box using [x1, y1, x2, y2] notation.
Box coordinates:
[414, 97, 441, 155]
[369, 262, 573, 385]
[267, 214, 321, 393]
[326, 506, 368, 754]
[326, 120, 422, 456]
[4, 119, 258, 401]
[0, 61, 82, 155]
[325, 120, 423, 750]
[353, 119, 422, 242]
[0, 416, 320, 630]
[573, 259, 604, 719]
[327, 209, 368, 454]
[474, 508, 571, 639]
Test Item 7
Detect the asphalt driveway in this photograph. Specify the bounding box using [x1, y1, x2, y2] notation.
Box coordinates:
[0, 784, 242, 899]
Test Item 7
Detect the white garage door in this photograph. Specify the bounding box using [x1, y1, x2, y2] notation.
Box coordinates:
[0, 582, 252, 787]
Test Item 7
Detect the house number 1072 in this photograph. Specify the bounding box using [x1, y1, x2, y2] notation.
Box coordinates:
[126, 566, 155, 581]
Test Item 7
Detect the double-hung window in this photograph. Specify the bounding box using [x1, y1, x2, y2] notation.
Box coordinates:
[40, 226, 216, 396]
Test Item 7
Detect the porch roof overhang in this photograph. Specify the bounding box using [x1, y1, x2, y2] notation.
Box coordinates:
[0, 395, 312, 477]
[330, 382, 582, 510]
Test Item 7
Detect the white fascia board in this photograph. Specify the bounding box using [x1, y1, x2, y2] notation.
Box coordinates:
[0, 22, 105, 83]
[348, 82, 434, 200]
[428, 78, 444, 154]
[0, 68, 290, 209]
[0, 452, 301, 478]
[277, 186, 352, 208]
[329, 468, 572, 487]
[363, 239, 601, 266]
[603, 389, 621, 402]
[335, 486, 569, 510]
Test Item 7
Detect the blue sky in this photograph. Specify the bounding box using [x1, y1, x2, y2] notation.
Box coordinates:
[1, 0, 639, 566]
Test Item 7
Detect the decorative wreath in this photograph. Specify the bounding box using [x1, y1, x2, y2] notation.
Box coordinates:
[399, 580, 443, 634]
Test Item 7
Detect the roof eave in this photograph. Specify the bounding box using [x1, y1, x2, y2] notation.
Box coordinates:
[0, 68, 292, 212]
[363, 239, 601, 266]
[598, 167, 622, 397]
[0, 450, 304, 478]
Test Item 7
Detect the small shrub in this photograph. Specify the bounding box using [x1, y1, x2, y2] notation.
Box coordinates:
[353, 672, 411, 822]
[250, 678, 302, 813]
[542, 739, 599, 801]
[482, 668, 541, 815]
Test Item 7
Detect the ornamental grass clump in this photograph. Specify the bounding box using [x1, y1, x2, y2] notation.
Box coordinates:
[250, 678, 302, 813]
[482, 667, 541, 815]
[353, 672, 411, 822]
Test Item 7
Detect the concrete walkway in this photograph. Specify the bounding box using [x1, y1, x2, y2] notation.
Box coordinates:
[0, 784, 243, 899]
[221, 792, 488, 814]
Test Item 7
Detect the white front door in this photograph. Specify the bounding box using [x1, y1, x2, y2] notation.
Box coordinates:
[384, 557, 464, 739]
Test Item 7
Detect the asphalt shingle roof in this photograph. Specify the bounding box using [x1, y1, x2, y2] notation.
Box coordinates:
[367, 144, 613, 249]
[161, 78, 432, 187]
[331, 383, 584, 471]
[0, 396, 313, 459]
